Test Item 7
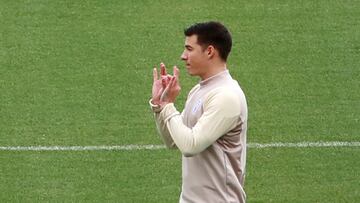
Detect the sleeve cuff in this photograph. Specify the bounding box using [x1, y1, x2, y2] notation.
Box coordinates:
[160, 103, 180, 122]
[149, 99, 180, 120]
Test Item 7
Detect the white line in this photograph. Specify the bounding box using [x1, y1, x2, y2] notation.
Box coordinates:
[246, 141, 360, 148]
[0, 141, 359, 151]
[0, 145, 166, 151]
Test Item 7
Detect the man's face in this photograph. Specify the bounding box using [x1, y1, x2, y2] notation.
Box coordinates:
[181, 35, 208, 76]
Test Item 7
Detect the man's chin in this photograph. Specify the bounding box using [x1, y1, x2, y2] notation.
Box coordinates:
[186, 69, 195, 76]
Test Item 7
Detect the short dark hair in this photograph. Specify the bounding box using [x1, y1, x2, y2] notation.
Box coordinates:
[184, 21, 232, 61]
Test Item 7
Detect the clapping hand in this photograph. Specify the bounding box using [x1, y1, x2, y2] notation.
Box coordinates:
[152, 63, 181, 108]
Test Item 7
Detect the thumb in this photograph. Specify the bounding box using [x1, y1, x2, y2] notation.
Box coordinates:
[153, 67, 158, 82]
[173, 66, 180, 80]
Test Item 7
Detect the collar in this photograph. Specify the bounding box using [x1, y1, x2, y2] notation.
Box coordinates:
[199, 69, 231, 87]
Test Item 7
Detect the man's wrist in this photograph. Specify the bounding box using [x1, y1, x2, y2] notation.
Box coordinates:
[151, 98, 161, 105]
[149, 99, 171, 113]
[149, 99, 166, 112]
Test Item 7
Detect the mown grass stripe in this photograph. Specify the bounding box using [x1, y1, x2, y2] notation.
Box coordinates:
[0, 141, 359, 151]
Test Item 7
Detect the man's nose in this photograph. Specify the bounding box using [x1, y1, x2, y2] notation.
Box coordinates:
[181, 52, 187, 60]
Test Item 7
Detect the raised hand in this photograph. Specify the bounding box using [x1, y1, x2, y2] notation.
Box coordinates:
[151, 63, 181, 106]
[152, 63, 172, 105]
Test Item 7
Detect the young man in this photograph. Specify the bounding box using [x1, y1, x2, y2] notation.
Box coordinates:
[150, 21, 248, 203]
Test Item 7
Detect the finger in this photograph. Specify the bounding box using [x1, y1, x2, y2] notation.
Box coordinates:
[161, 81, 171, 101]
[168, 76, 175, 88]
[167, 75, 172, 83]
[172, 77, 177, 88]
[161, 75, 172, 84]
[160, 62, 167, 76]
[162, 77, 167, 88]
[173, 66, 180, 79]
[153, 67, 158, 82]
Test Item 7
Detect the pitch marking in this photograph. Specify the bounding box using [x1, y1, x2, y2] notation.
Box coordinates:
[0, 141, 359, 151]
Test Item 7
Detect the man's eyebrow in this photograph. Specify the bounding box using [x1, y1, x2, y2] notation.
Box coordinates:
[185, 45, 192, 49]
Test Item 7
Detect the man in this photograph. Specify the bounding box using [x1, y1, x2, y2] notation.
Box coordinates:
[150, 21, 248, 203]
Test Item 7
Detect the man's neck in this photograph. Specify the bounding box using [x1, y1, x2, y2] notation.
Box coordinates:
[199, 62, 227, 81]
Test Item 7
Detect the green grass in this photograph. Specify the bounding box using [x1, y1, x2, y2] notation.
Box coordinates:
[1, 148, 359, 202]
[247, 147, 360, 202]
[0, 0, 359, 202]
[0, 150, 182, 202]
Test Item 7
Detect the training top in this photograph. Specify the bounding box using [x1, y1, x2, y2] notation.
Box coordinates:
[150, 70, 248, 203]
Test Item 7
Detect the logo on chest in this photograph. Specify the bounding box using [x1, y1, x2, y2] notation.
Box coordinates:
[191, 99, 203, 114]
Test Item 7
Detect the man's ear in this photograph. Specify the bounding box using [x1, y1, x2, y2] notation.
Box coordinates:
[206, 45, 216, 59]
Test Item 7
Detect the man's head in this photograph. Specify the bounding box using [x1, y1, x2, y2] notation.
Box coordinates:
[183, 21, 232, 62]
[181, 21, 232, 78]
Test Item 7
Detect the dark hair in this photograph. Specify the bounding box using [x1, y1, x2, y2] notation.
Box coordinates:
[184, 21, 232, 61]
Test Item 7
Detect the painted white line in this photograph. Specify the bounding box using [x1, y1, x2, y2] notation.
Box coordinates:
[0, 141, 359, 151]
[0, 145, 166, 151]
[246, 141, 360, 148]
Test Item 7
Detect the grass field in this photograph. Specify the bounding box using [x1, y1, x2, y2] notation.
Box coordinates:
[1, 0, 359, 202]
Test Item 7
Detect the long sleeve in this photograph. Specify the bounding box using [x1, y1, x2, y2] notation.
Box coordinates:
[149, 99, 177, 148]
[159, 88, 242, 157]
[154, 111, 177, 148]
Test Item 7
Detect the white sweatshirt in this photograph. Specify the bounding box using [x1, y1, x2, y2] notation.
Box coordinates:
[151, 70, 248, 203]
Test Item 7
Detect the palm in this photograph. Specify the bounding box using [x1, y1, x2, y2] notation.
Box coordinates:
[152, 79, 163, 103]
